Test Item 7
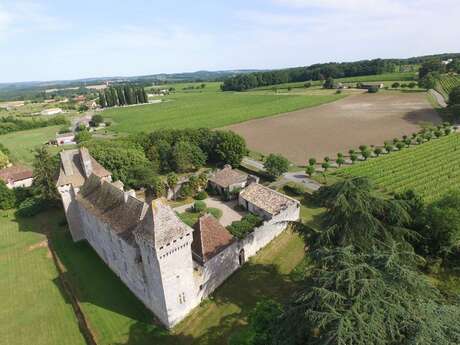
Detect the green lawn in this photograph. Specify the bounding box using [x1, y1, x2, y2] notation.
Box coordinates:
[50, 209, 306, 345]
[0, 125, 61, 165]
[253, 72, 417, 91]
[0, 210, 85, 345]
[105, 92, 344, 134]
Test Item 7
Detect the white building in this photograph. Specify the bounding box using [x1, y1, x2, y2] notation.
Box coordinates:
[56, 132, 76, 146]
[0, 165, 34, 189]
[57, 150, 300, 328]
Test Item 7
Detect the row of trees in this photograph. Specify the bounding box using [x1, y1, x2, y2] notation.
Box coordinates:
[0, 115, 69, 135]
[237, 177, 460, 345]
[418, 58, 460, 89]
[304, 123, 455, 177]
[98, 86, 148, 108]
[221, 59, 402, 91]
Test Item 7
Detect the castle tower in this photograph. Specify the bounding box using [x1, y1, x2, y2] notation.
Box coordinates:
[134, 199, 196, 328]
[56, 148, 111, 242]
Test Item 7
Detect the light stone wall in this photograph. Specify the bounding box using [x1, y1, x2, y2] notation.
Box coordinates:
[193, 200, 300, 303]
[58, 185, 85, 242]
[7, 177, 33, 189]
[136, 234, 197, 328]
[77, 203, 150, 306]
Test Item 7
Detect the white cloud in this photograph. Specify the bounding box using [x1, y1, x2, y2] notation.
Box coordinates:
[0, 1, 67, 38]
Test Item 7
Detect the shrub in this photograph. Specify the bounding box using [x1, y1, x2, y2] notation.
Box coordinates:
[195, 191, 208, 200]
[392, 82, 400, 88]
[193, 200, 206, 213]
[227, 214, 263, 239]
[207, 207, 223, 220]
[0, 181, 16, 209]
[16, 197, 48, 217]
[283, 182, 306, 196]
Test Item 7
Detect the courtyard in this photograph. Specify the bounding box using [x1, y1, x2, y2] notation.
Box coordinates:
[174, 196, 246, 227]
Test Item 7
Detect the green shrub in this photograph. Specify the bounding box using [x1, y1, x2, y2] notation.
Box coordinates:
[227, 214, 263, 239]
[283, 182, 306, 196]
[195, 191, 208, 200]
[207, 207, 223, 220]
[193, 200, 207, 213]
[16, 197, 48, 217]
[0, 181, 16, 209]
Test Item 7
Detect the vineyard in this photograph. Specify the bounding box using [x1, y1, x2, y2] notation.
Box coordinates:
[336, 133, 460, 203]
[436, 74, 460, 99]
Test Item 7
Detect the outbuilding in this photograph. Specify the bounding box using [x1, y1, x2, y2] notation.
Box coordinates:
[0, 165, 34, 189]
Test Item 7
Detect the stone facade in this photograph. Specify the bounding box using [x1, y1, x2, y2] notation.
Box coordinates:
[57, 150, 300, 328]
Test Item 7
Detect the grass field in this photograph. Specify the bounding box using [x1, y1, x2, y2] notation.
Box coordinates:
[50, 213, 306, 345]
[253, 72, 417, 91]
[0, 210, 85, 345]
[151, 81, 222, 93]
[335, 133, 460, 203]
[105, 92, 344, 133]
[0, 125, 61, 165]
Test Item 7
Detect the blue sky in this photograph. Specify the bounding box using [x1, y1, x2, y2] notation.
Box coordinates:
[0, 0, 458, 83]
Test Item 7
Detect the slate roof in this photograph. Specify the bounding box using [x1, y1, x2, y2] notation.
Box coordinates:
[0, 165, 33, 183]
[135, 198, 193, 248]
[56, 148, 110, 187]
[192, 214, 234, 263]
[239, 183, 299, 216]
[76, 175, 147, 243]
[209, 166, 248, 188]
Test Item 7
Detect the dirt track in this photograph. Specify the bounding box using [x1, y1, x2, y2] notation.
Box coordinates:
[226, 92, 440, 165]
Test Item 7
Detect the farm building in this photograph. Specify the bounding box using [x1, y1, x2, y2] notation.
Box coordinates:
[239, 183, 300, 221]
[358, 83, 384, 90]
[209, 165, 258, 196]
[56, 132, 76, 146]
[57, 149, 299, 328]
[0, 165, 34, 189]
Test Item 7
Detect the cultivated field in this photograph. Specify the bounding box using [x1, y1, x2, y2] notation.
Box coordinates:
[227, 92, 440, 165]
[0, 210, 85, 345]
[436, 74, 460, 99]
[335, 133, 460, 203]
[105, 92, 344, 133]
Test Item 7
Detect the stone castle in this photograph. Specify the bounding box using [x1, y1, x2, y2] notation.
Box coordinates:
[57, 148, 300, 328]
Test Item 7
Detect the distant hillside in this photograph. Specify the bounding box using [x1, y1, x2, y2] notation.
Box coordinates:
[221, 53, 460, 91]
[0, 69, 261, 101]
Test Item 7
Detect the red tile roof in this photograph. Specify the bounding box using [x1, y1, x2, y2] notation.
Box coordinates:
[0, 165, 33, 183]
[192, 214, 234, 263]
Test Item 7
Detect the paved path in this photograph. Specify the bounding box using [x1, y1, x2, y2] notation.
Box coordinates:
[283, 172, 322, 191]
[174, 197, 244, 226]
[429, 89, 447, 108]
[242, 156, 323, 191]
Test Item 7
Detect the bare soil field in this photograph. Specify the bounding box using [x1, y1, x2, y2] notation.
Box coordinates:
[226, 92, 440, 165]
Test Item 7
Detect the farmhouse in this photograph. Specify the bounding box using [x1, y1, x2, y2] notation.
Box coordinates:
[56, 132, 76, 146]
[0, 165, 33, 189]
[208, 164, 257, 196]
[57, 149, 299, 328]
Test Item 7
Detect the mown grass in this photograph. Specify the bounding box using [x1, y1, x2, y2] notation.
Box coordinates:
[0, 125, 61, 165]
[49, 208, 306, 345]
[0, 210, 85, 345]
[105, 92, 344, 134]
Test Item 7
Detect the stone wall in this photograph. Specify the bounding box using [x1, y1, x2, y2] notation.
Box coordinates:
[58, 185, 85, 242]
[194, 200, 300, 304]
[77, 202, 151, 308]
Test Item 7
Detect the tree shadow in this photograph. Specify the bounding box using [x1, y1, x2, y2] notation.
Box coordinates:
[14, 208, 303, 345]
[402, 108, 442, 126]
